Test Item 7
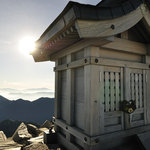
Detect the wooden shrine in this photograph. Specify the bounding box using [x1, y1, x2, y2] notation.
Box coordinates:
[32, 0, 150, 149]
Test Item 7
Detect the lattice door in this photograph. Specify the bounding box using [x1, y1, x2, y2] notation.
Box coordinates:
[125, 68, 146, 128]
[102, 66, 124, 133]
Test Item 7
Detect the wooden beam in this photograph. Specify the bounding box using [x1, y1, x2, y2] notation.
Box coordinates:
[143, 70, 147, 125]
[75, 4, 144, 38]
[141, 4, 150, 33]
[124, 67, 131, 129]
[54, 64, 67, 71]
[54, 60, 61, 132]
[54, 56, 150, 72]
[144, 55, 150, 64]
[101, 37, 147, 55]
[84, 64, 91, 135]
[147, 44, 150, 55]
[84, 47, 104, 136]
[57, 133, 80, 150]
[65, 54, 74, 142]
[55, 118, 150, 146]
[146, 70, 150, 124]
[121, 31, 128, 40]
[50, 37, 114, 61]
[54, 60, 61, 119]
[90, 57, 150, 70]
[91, 124, 150, 145]
[66, 54, 73, 125]
[54, 58, 91, 71]
[54, 118, 90, 145]
[39, 8, 76, 45]
[68, 58, 88, 69]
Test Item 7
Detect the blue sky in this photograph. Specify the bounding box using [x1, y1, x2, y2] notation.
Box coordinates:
[0, 0, 100, 100]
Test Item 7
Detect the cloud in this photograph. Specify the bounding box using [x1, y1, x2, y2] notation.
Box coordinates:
[0, 88, 19, 92]
[24, 88, 51, 92]
[0, 88, 54, 101]
[9, 91, 54, 96]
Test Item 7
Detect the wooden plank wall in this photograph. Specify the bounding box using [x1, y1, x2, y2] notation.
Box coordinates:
[59, 57, 68, 136]
[145, 56, 150, 124]
[72, 50, 85, 147]
[60, 70, 67, 121]
[99, 47, 142, 63]
[146, 70, 150, 124]
[74, 67, 84, 130]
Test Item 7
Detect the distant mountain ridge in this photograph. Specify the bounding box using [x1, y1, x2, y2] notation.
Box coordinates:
[0, 95, 54, 124]
[0, 95, 10, 102]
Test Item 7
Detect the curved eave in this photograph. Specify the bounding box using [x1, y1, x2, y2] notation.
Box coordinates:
[97, 0, 150, 8]
[32, 26, 81, 62]
[38, 0, 145, 43]
[32, 2, 150, 62]
[75, 4, 146, 38]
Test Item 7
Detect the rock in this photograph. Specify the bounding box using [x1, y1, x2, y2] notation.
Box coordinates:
[12, 122, 32, 142]
[23, 143, 49, 150]
[0, 139, 22, 150]
[39, 128, 49, 132]
[28, 136, 43, 144]
[27, 124, 39, 137]
[38, 128, 49, 136]
[41, 120, 53, 129]
[0, 131, 7, 143]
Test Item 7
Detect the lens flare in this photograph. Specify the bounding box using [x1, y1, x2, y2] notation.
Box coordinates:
[19, 37, 35, 55]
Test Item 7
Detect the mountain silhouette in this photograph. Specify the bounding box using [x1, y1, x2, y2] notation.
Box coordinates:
[0, 95, 54, 124]
[0, 95, 10, 105]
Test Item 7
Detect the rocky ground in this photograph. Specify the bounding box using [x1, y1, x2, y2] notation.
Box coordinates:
[0, 120, 62, 150]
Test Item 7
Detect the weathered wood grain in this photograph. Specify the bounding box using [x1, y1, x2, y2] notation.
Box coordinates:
[115, 72, 120, 111]
[110, 72, 115, 111]
[146, 70, 150, 124]
[102, 37, 147, 55]
[54, 60, 61, 119]
[75, 5, 143, 38]
[104, 72, 110, 112]
[135, 73, 139, 109]
[74, 67, 84, 130]
[60, 70, 67, 121]
[54, 119, 90, 144]
[50, 37, 113, 60]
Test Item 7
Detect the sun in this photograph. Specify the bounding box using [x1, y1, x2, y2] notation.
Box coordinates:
[19, 36, 35, 55]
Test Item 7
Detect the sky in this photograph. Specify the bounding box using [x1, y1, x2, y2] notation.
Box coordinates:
[0, 0, 100, 101]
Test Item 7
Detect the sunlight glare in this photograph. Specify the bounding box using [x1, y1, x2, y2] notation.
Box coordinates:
[19, 37, 35, 55]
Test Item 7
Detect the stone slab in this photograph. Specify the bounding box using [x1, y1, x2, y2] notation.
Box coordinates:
[0, 139, 22, 150]
[27, 124, 39, 137]
[136, 131, 150, 150]
[12, 122, 32, 142]
[23, 143, 49, 150]
[41, 120, 53, 129]
[0, 131, 7, 142]
[28, 136, 43, 144]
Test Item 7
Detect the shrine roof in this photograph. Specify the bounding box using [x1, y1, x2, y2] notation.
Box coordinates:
[31, 0, 150, 62]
